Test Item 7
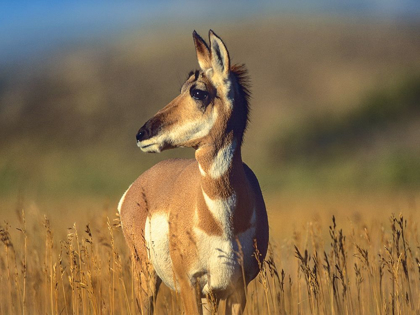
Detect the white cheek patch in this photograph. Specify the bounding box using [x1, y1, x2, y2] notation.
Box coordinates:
[137, 108, 217, 151]
[169, 108, 218, 144]
[208, 139, 237, 179]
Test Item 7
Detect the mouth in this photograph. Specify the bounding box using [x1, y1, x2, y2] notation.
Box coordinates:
[137, 141, 161, 153]
[138, 142, 155, 149]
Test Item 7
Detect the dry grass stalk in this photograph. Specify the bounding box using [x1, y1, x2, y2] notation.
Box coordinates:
[0, 206, 419, 314]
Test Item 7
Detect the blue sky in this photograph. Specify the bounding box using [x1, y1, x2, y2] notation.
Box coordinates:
[1, 1, 420, 66]
[1, 2, 156, 64]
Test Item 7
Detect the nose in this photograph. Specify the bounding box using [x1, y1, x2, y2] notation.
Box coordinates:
[136, 131, 144, 142]
[136, 118, 161, 143]
[136, 126, 147, 142]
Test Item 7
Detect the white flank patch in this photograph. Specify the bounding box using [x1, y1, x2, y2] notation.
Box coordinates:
[208, 139, 237, 179]
[144, 213, 176, 290]
[202, 190, 236, 233]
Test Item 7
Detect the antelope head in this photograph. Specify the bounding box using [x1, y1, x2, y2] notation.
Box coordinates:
[136, 30, 248, 153]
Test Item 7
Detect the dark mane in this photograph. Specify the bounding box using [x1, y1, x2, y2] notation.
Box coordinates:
[231, 64, 251, 144]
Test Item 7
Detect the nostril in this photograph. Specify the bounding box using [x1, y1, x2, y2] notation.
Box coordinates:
[136, 130, 145, 142]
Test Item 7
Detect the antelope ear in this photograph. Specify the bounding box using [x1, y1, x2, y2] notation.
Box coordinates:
[193, 31, 211, 71]
[209, 30, 230, 78]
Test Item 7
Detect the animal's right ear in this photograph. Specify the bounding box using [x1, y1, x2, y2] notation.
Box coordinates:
[193, 31, 211, 72]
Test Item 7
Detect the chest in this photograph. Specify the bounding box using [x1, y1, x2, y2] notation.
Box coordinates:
[192, 223, 258, 294]
[144, 211, 258, 294]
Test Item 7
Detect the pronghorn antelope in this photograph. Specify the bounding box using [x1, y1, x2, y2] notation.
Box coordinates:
[119, 30, 269, 314]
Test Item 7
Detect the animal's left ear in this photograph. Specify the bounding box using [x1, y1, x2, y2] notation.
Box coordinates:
[209, 30, 230, 78]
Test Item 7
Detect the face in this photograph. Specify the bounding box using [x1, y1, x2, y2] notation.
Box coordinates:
[136, 71, 218, 153]
[136, 30, 234, 153]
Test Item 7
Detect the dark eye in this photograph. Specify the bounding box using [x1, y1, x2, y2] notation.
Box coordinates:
[190, 88, 209, 101]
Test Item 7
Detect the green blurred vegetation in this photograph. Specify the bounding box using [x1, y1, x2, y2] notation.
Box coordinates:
[269, 73, 420, 190]
[273, 74, 420, 160]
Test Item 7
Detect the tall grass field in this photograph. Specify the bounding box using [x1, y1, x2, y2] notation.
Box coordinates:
[1, 193, 419, 314]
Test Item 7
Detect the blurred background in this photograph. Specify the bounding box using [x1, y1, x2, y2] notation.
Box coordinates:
[1, 0, 420, 224]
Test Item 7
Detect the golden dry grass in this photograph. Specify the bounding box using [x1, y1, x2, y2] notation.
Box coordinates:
[1, 191, 419, 314]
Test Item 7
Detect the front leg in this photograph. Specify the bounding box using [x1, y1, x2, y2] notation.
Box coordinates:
[169, 229, 202, 314]
[134, 262, 161, 315]
[225, 284, 246, 315]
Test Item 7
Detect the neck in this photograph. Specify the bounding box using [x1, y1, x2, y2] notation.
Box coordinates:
[196, 135, 242, 194]
[195, 134, 253, 236]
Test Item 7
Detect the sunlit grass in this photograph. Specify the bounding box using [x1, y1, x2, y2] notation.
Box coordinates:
[1, 192, 419, 314]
